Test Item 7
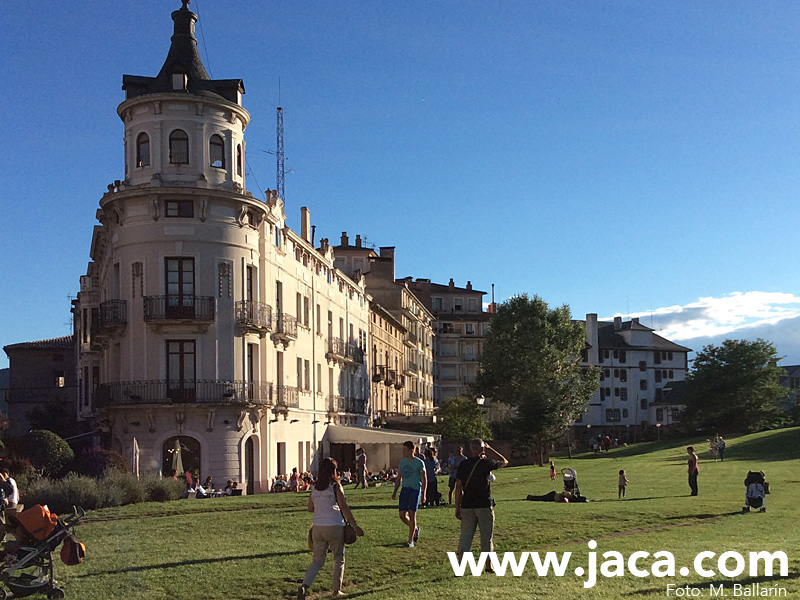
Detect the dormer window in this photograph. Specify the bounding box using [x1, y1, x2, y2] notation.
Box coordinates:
[210, 134, 225, 169]
[136, 133, 150, 167]
[169, 130, 189, 164]
[172, 73, 188, 91]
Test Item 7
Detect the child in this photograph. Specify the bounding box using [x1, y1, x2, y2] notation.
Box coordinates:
[549, 461, 556, 482]
[618, 469, 630, 499]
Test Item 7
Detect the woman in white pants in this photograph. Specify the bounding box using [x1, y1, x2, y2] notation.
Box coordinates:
[299, 458, 364, 599]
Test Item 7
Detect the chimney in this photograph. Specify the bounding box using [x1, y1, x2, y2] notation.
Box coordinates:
[632, 317, 640, 325]
[585, 313, 598, 362]
[300, 207, 311, 242]
[355, 234, 362, 248]
[466, 281, 472, 290]
[378, 247, 396, 280]
[449, 278, 455, 290]
[340, 232, 349, 246]
[614, 316, 622, 330]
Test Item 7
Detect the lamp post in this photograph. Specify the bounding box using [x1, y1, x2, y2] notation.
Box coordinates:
[656, 422, 661, 442]
[586, 424, 592, 452]
[475, 395, 485, 438]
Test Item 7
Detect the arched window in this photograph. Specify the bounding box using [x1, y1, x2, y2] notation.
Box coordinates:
[236, 144, 243, 177]
[210, 134, 225, 169]
[162, 435, 201, 481]
[136, 132, 150, 168]
[169, 130, 189, 165]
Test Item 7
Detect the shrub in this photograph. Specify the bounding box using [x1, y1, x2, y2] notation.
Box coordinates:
[74, 448, 129, 478]
[24, 473, 101, 514]
[143, 475, 185, 502]
[24, 430, 74, 477]
[100, 470, 145, 506]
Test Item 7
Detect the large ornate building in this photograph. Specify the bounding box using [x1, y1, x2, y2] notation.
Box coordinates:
[70, 2, 388, 492]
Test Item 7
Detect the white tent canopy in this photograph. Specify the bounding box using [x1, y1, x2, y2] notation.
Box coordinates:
[319, 426, 440, 474]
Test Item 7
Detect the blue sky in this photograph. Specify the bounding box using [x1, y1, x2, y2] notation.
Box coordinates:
[2, 1, 800, 368]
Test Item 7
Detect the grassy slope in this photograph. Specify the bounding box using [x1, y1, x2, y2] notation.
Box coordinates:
[45, 428, 800, 600]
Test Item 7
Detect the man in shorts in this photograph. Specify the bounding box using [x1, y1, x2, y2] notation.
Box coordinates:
[392, 441, 427, 547]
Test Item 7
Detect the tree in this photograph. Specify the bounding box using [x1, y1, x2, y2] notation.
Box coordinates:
[25, 430, 74, 477]
[475, 294, 599, 447]
[683, 339, 786, 433]
[435, 396, 492, 441]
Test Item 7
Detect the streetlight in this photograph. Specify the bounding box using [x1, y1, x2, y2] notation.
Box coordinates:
[586, 424, 592, 453]
[656, 422, 661, 442]
[475, 395, 485, 437]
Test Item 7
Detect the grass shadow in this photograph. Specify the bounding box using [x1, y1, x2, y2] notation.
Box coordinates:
[75, 550, 308, 577]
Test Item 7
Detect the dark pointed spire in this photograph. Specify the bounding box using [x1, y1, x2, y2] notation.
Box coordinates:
[156, 0, 210, 84]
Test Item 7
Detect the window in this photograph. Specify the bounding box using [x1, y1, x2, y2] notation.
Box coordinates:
[655, 371, 662, 383]
[620, 388, 628, 401]
[171, 73, 187, 91]
[275, 226, 282, 249]
[656, 408, 664, 422]
[668, 352, 674, 361]
[606, 408, 621, 422]
[237, 144, 243, 176]
[468, 298, 478, 312]
[619, 350, 626, 364]
[432, 297, 443, 312]
[614, 388, 620, 397]
[454, 298, 463, 311]
[622, 408, 628, 418]
[165, 257, 195, 318]
[304, 360, 311, 391]
[639, 361, 647, 372]
[166, 340, 196, 402]
[669, 370, 674, 379]
[440, 322, 455, 334]
[620, 370, 627, 382]
[166, 200, 193, 218]
[136, 132, 150, 167]
[654, 352, 661, 365]
[54, 370, 65, 388]
[465, 323, 475, 335]
[297, 357, 303, 389]
[304, 296, 310, 327]
[316, 304, 321, 335]
[614, 369, 619, 378]
[605, 387, 611, 397]
[209, 134, 225, 168]
[640, 380, 647, 390]
[604, 369, 610, 378]
[169, 130, 189, 164]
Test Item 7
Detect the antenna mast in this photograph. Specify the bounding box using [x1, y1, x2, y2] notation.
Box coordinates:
[276, 106, 285, 201]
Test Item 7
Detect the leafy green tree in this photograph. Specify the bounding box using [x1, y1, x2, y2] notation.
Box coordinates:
[435, 396, 492, 441]
[475, 294, 599, 447]
[683, 339, 786, 432]
[25, 430, 74, 477]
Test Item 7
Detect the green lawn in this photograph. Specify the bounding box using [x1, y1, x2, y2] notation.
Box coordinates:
[33, 428, 800, 599]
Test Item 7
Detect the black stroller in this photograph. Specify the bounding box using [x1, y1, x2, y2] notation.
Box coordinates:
[562, 468, 581, 496]
[0, 505, 86, 599]
[743, 471, 767, 513]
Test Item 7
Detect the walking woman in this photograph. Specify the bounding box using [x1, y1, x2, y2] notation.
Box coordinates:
[298, 457, 364, 599]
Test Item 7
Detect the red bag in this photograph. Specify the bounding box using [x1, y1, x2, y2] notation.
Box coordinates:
[60, 538, 86, 566]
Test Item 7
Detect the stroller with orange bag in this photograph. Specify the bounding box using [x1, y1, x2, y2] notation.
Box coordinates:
[0, 504, 85, 599]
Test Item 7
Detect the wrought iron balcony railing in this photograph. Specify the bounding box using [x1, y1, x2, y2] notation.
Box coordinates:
[99, 299, 127, 332]
[328, 395, 368, 415]
[275, 384, 299, 408]
[327, 337, 346, 358]
[143, 296, 215, 322]
[273, 314, 298, 338]
[235, 300, 273, 331]
[95, 380, 273, 407]
[347, 343, 365, 364]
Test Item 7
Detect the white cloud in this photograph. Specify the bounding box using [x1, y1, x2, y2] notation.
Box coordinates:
[604, 292, 800, 365]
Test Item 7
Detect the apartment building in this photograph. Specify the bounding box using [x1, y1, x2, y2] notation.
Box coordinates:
[578, 314, 691, 439]
[70, 2, 376, 493]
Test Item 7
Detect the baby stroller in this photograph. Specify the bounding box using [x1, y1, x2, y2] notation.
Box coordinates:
[0, 505, 86, 599]
[743, 471, 767, 513]
[562, 468, 580, 496]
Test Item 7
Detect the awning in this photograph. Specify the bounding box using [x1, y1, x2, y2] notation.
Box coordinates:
[323, 425, 439, 446]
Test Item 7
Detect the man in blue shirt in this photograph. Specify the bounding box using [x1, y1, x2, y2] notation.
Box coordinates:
[392, 441, 427, 547]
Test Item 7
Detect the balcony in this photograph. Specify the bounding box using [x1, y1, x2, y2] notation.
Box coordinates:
[144, 296, 215, 323]
[326, 337, 346, 363]
[328, 395, 368, 415]
[271, 314, 298, 348]
[95, 380, 273, 407]
[404, 361, 418, 375]
[386, 369, 398, 387]
[235, 300, 272, 334]
[404, 331, 418, 347]
[406, 390, 419, 403]
[372, 365, 387, 383]
[346, 343, 365, 365]
[275, 384, 299, 409]
[99, 300, 127, 334]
